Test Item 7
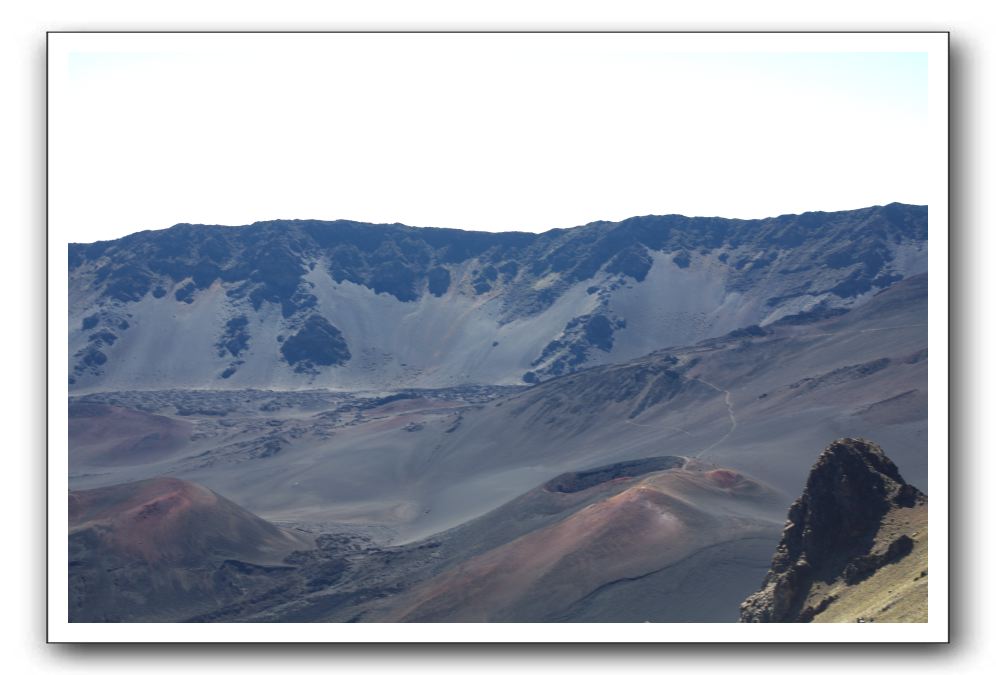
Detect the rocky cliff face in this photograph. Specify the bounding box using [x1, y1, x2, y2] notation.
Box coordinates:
[68, 204, 926, 391]
[740, 438, 927, 623]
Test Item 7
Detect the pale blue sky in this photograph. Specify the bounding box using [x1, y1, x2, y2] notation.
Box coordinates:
[51, 35, 938, 241]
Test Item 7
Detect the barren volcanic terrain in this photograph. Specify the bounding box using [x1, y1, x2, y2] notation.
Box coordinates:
[67, 206, 929, 622]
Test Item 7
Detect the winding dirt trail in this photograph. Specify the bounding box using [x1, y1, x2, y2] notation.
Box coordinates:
[692, 377, 737, 458]
[681, 320, 926, 458]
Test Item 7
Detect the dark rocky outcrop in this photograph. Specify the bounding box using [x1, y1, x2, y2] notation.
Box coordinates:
[544, 456, 685, 493]
[740, 438, 926, 622]
[842, 534, 915, 585]
[426, 266, 451, 296]
[280, 315, 351, 372]
[216, 315, 251, 358]
[529, 313, 627, 379]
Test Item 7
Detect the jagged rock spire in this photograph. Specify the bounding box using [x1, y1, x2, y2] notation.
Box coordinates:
[740, 438, 925, 622]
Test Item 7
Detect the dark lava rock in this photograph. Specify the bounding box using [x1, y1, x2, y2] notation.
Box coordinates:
[87, 329, 118, 346]
[842, 535, 915, 585]
[217, 315, 251, 358]
[280, 315, 351, 370]
[175, 281, 197, 304]
[479, 265, 499, 282]
[606, 244, 653, 281]
[544, 456, 685, 494]
[256, 437, 285, 458]
[583, 314, 615, 351]
[81, 347, 107, 367]
[176, 407, 229, 417]
[672, 250, 691, 268]
[527, 311, 627, 380]
[498, 261, 518, 279]
[727, 324, 767, 339]
[740, 438, 925, 623]
[69, 204, 926, 322]
[427, 267, 451, 297]
[102, 263, 154, 302]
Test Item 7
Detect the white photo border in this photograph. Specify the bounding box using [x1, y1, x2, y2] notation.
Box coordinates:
[47, 30, 949, 644]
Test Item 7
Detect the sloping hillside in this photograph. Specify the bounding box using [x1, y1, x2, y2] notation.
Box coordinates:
[69, 477, 312, 621]
[68, 204, 926, 390]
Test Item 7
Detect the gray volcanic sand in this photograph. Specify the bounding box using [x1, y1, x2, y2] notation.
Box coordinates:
[368, 464, 784, 622]
[67, 276, 928, 622]
[69, 402, 193, 467]
[69, 276, 928, 548]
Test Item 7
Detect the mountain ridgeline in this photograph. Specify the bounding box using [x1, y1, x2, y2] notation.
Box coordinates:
[68, 204, 926, 391]
[66, 203, 931, 622]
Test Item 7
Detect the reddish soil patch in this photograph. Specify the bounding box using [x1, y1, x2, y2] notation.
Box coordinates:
[69, 477, 309, 564]
[708, 469, 743, 488]
[69, 403, 193, 466]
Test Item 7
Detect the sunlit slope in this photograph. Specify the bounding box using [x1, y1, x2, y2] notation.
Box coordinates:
[69, 205, 926, 391]
[68, 275, 926, 545]
[379, 461, 784, 622]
